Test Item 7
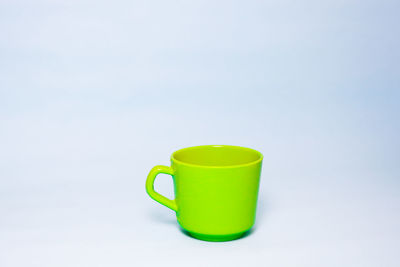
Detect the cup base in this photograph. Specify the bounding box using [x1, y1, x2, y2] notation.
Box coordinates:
[186, 231, 248, 242]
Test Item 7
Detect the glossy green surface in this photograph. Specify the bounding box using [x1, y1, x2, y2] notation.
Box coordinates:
[185, 230, 247, 242]
[146, 145, 263, 242]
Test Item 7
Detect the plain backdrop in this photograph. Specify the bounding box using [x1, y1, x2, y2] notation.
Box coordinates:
[1, 0, 399, 266]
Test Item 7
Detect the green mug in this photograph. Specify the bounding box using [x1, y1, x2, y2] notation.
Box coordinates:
[145, 145, 263, 241]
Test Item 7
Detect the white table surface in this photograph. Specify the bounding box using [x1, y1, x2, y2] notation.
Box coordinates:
[1, 0, 399, 266]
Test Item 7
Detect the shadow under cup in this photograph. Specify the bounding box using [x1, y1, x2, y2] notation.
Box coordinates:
[147, 145, 263, 242]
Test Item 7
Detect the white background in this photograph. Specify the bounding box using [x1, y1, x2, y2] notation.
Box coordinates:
[1, 0, 399, 266]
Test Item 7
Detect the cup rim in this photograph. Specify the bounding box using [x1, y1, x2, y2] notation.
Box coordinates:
[171, 145, 263, 168]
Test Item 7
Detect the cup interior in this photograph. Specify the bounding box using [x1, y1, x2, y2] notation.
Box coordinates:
[172, 145, 262, 167]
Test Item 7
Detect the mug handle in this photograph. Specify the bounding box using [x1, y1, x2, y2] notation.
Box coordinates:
[145, 165, 177, 212]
